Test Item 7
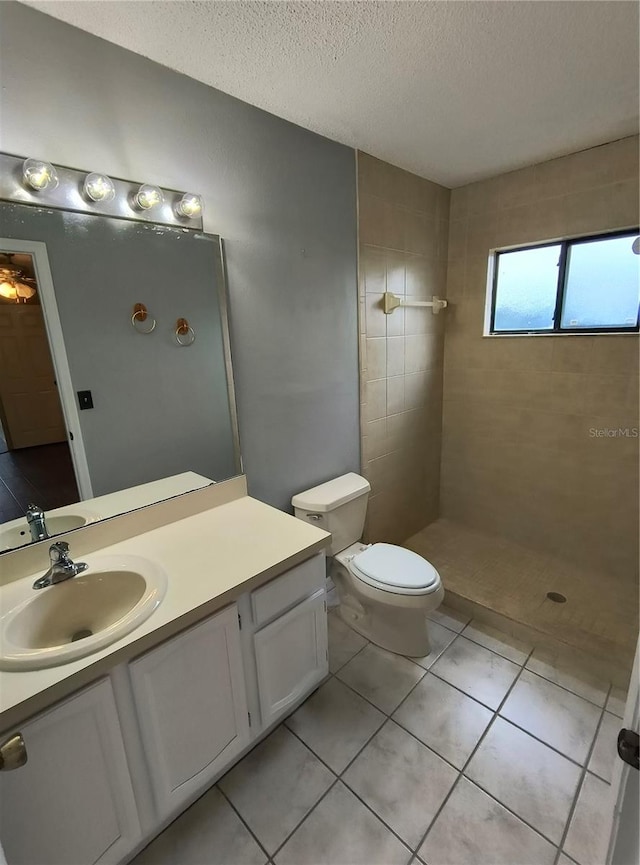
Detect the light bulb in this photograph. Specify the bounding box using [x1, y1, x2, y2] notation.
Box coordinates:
[135, 184, 164, 211]
[23, 158, 58, 191]
[83, 172, 115, 202]
[175, 192, 203, 219]
[0, 280, 35, 301]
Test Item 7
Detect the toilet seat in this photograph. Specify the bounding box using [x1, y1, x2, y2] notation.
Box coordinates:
[349, 543, 440, 596]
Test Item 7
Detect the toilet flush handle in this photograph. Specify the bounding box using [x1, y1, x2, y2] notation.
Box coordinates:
[306, 513, 323, 521]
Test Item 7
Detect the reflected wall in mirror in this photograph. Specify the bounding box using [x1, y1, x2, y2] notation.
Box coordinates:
[0, 201, 241, 553]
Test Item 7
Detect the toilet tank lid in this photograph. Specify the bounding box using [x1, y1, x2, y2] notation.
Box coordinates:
[292, 473, 371, 512]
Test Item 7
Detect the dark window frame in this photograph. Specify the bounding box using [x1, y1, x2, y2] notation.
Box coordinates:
[489, 228, 640, 335]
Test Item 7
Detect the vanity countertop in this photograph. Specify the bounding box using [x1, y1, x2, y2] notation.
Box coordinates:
[0, 494, 330, 728]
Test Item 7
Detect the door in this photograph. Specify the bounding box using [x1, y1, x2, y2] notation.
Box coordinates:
[607, 639, 639, 865]
[129, 604, 250, 815]
[0, 679, 141, 865]
[254, 588, 328, 727]
[0, 303, 66, 448]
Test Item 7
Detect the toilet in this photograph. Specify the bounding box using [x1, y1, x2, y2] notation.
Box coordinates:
[292, 472, 444, 657]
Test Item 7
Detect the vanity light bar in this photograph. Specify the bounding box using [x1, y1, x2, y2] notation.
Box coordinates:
[0, 152, 204, 231]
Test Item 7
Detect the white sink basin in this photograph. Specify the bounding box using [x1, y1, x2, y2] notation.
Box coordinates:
[0, 511, 102, 551]
[0, 555, 167, 670]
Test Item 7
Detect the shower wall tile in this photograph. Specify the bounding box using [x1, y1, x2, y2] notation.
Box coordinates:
[357, 152, 450, 541]
[441, 135, 640, 589]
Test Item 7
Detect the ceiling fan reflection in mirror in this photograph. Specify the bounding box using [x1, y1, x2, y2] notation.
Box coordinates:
[0, 253, 37, 302]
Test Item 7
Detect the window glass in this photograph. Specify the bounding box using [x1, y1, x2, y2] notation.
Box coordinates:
[493, 244, 561, 331]
[560, 235, 640, 329]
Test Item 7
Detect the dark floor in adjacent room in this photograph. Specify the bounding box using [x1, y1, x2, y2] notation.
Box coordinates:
[0, 441, 79, 523]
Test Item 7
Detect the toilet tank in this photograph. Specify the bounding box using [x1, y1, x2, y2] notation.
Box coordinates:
[292, 473, 371, 555]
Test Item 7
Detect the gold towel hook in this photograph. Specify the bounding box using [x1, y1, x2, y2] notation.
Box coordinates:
[131, 303, 156, 334]
[175, 317, 195, 347]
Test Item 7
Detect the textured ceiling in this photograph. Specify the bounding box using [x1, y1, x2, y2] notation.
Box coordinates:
[24, 0, 640, 187]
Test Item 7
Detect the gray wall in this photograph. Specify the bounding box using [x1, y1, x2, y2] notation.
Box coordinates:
[1, 203, 237, 496]
[0, 2, 360, 510]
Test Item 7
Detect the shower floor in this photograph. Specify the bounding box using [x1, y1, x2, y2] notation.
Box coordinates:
[404, 518, 638, 670]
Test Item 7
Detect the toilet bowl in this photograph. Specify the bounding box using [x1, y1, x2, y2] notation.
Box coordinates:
[292, 473, 444, 657]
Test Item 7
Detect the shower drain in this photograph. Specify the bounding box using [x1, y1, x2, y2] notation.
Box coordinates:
[546, 591, 567, 604]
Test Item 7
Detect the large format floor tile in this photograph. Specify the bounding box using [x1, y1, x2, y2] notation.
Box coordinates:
[563, 772, 615, 865]
[337, 643, 425, 714]
[343, 720, 457, 849]
[461, 619, 533, 665]
[328, 612, 368, 673]
[393, 673, 492, 769]
[427, 604, 470, 633]
[411, 621, 458, 669]
[466, 717, 582, 843]
[500, 669, 601, 764]
[275, 782, 411, 865]
[526, 646, 609, 707]
[218, 726, 334, 854]
[431, 636, 520, 709]
[418, 777, 557, 865]
[588, 712, 619, 783]
[132, 786, 267, 865]
[285, 677, 385, 772]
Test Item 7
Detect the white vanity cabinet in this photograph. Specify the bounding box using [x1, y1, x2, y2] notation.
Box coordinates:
[251, 553, 328, 727]
[128, 603, 250, 815]
[0, 679, 140, 865]
[0, 552, 329, 865]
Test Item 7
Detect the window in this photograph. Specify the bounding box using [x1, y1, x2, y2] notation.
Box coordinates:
[490, 229, 640, 334]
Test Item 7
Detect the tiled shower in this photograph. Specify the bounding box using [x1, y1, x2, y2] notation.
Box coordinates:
[357, 137, 639, 672]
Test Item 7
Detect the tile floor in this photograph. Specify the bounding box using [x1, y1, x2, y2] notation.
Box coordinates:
[404, 518, 638, 665]
[132, 605, 627, 865]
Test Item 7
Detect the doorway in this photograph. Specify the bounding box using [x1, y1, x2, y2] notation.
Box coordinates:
[0, 251, 79, 522]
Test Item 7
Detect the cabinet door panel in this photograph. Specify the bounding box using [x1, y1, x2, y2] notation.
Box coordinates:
[254, 589, 328, 727]
[0, 679, 140, 865]
[130, 605, 249, 813]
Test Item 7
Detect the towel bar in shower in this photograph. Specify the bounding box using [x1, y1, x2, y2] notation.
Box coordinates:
[383, 292, 448, 315]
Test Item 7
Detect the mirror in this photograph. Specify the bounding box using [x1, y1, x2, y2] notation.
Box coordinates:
[0, 200, 241, 553]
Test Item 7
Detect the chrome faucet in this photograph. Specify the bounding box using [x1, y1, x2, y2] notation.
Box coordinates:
[26, 504, 48, 543]
[33, 542, 88, 590]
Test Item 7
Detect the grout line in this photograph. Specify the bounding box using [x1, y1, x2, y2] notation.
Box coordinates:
[334, 626, 550, 777]
[225, 622, 615, 863]
[216, 784, 273, 862]
[522, 664, 610, 711]
[458, 621, 535, 665]
[410, 646, 563, 858]
[332, 642, 430, 715]
[284, 644, 455, 858]
[484, 712, 595, 772]
[333, 628, 614, 857]
[333, 635, 567, 855]
[283, 715, 372, 779]
[551, 683, 613, 865]
[267, 778, 340, 862]
[329, 634, 371, 675]
[426, 628, 612, 716]
[285, 717, 414, 858]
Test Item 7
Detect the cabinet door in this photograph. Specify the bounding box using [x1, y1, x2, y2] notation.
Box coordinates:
[0, 679, 140, 865]
[129, 604, 249, 814]
[254, 589, 328, 727]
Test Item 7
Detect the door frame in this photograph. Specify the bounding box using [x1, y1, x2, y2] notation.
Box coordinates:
[607, 635, 639, 864]
[0, 238, 93, 498]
